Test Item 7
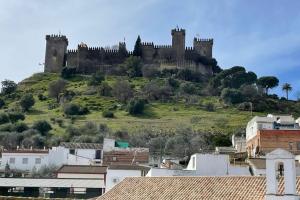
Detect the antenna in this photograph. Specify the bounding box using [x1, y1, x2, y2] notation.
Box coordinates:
[59, 30, 61, 35]
[124, 37, 126, 43]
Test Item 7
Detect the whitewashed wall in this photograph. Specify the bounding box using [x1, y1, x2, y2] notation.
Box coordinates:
[106, 169, 141, 191]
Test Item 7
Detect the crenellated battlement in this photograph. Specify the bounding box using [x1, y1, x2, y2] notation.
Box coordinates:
[185, 47, 194, 51]
[194, 37, 213, 43]
[171, 28, 186, 35]
[45, 28, 214, 75]
[87, 47, 102, 51]
[141, 42, 154, 46]
[68, 49, 78, 53]
[154, 45, 172, 49]
[46, 34, 68, 43]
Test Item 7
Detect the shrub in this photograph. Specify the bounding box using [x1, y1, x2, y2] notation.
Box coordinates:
[63, 103, 89, 116]
[14, 122, 29, 132]
[32, 120, 52, 136]
[61, 67, 76, 79]
[112, 79, 133, 103]
[7, 112, 25, 123]
[180, 82, 196, 95]
[221, 88, 244, 104]
[204, 102, 215, 112]
[1, 79, 17, 95]
[0, 113, 9, 125]
[48, 79, 67, 103]
[128, 98, 146, 115]
[20, 93, 35, 112]
[0, 99, 5, 109]
[38, 93, 47, 101]
[102, 110, 114, 118]
[167, 77, 180, 88]
[88, 71, 105, 86]
[99, 82, 112, 97]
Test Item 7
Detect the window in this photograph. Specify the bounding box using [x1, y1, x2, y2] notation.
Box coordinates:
[289, 142, 293, 150]
[9, 158, 15, 164]
[112, 157, 117, 161]
[22, 158, 28, 164]
[95, 150, 102, 159]
[35, 158, 41, 164]
[297, 142, 300, 150]
[69, 149, 75, 155]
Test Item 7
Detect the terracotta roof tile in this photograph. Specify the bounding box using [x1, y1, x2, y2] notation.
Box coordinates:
[57, 165, 107, 174]
[97, 176, 300, 200]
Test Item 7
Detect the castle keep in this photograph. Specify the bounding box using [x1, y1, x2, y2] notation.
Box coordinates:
[44, 28, 215, 75]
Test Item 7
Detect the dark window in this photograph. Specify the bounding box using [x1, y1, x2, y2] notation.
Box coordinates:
[95, 150, 101, 159]
[69, 149, 75, 155]
[297, 142, 300, 150]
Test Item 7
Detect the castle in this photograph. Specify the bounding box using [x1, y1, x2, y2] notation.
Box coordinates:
[44, 28, 215, 75]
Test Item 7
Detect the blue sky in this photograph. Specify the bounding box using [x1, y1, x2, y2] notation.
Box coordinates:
[0, 0, 299, 99]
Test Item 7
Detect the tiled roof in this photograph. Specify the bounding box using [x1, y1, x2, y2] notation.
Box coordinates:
[57, 165, 107, 174]
[3, 149, 49, 154]
[108, 164, 150, 171]
[60, 142, 102, 149]
[97, 176, 300, 200]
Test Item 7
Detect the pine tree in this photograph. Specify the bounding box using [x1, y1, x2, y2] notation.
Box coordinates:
[133, 35, 142, 57]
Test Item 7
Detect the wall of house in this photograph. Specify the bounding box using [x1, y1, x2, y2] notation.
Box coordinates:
[1, 153, 48, 171]
[146, 168, 196, 177]
[260, 130, 300, 155]
[57, 173, 105, 179]
[106, 169, 141, 191]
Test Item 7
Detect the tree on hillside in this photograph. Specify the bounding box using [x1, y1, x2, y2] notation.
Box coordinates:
[0, 99, 5, 109]
[125, 56, 143, 78]
[1, 79, 17, 95]
[257, 76, 279, 95]
[282, 83, 292, 100]
[133, 35, 142, 57]
[48, 79, 67, 103]
[112, 79, 133, 103]
[20, 94, 35, 112]
[32, 120, 52, 136]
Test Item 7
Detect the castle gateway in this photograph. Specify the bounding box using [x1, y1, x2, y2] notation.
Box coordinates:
[44, 28, 215, 75]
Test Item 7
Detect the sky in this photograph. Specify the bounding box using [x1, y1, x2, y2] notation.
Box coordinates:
[0, 0, 299, 99]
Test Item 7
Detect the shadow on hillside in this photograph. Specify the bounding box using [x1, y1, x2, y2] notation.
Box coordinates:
[28, 109, 47, 115]
[133, 105, 159, 119]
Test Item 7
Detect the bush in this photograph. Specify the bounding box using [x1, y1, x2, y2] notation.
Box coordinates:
[38, 93, 47, 101]
[221, 88, 244, 104]
[102, 110, 114, 118]
[128, 98, 146, 115]
[167, 77, 180, 88]
[63, 103, 89, 116]
[32, 120, 52, 136]
[180, 82, 196, 95]
[99, 82, 112, 97]
[7, 112, 25, 123]
[61, 67, 77, 79]
[0, 99, 5, 109]
[0, 113, 9, 125]
[1, 79, 17, 95]
[14, 122, 29, 133]
[204, 102, 215, 112]
[88, 71, 105, 86]
[20, 93, 35, 112]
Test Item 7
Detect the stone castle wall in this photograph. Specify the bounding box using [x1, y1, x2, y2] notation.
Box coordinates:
[44, 28, 214, 75]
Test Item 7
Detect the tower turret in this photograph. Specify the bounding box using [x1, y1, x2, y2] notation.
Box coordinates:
[193, 37, 213, 58]
[171, 28, 185, 62]
[44, 34, 68, 73]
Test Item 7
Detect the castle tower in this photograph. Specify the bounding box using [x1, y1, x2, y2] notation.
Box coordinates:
[193, 37, 213, 58]
[265, 148, 299, 200]
[171, 28, 185, 62]
[44, 34, 68, 73]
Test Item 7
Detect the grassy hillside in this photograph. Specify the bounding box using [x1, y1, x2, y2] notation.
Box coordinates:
[6, 72, 263, 138]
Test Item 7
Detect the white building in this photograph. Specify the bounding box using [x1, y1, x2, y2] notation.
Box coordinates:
[1, 149, 49, 171]
[1, 142, 103, 172]
[246, 114, 298, 141]
[232, 134, 246, 152]
[106, 165, 149, 191]
[147, 153, 250, 177]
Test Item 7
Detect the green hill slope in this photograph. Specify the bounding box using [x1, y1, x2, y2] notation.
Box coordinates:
[10, 73, 261, 137]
